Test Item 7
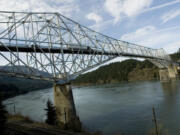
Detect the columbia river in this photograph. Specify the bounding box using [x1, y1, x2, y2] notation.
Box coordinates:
[4, 80, 180, 135]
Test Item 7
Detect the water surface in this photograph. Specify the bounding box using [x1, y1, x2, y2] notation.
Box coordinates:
[4, 80, 180, 135]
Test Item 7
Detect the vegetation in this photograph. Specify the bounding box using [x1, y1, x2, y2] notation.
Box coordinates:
[73, 49, 180, 85]
[0, 75, 52, 100]
[45, 99, 57, 126]
[7, 113, 33, 123]
[0, 93, 7, 134]
[73, 59, 158, 85]
[0, 84, 20, 100]
[6, 113, 104, 135]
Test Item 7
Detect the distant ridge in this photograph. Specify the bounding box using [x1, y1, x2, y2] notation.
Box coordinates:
[0, 66, 52, 100]
[0, 65, 52, 78]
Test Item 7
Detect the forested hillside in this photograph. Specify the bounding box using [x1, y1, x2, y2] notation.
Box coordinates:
[73, 50, 180, 86]
[0, 75, 52, 100]
[73, 59, 159, 85]
[0, 66, 52, 100]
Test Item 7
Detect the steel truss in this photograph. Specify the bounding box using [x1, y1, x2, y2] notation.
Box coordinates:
[0, 11, 172, 83]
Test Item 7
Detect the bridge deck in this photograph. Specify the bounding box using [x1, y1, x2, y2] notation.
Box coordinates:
[0, 45, 166, 60]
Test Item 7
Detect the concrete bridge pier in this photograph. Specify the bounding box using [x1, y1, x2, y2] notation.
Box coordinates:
[53, 83, 81, 130]
[159, 66, 178, 82]
[173, 66, 178, 75]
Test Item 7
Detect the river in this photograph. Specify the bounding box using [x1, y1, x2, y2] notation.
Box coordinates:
[3, 80, 180, 135]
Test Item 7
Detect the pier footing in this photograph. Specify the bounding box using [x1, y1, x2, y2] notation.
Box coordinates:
[53, 83, 81, 131]
[159, 66, 178, 82]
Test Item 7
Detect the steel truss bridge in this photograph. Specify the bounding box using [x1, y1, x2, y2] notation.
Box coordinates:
[0, 11, 173, 84]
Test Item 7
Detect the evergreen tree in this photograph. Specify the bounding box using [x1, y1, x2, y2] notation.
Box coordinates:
[0, 93, 7, 134]
[45, 99, 57, 125]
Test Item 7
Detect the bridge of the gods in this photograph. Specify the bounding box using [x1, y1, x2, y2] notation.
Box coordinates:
[0, 11, 179, 130]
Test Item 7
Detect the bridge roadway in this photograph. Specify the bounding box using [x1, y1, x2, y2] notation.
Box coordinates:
[0, 45, 169, 61]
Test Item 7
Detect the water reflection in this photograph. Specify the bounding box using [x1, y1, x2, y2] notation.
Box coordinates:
[161, 81, 179, 98]
[158, 80, 180, 135]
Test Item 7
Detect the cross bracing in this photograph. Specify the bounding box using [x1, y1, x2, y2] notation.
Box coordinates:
[0, 11, 172, 83]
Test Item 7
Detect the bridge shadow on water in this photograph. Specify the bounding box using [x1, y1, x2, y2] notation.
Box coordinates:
[161, 80, 180, 99]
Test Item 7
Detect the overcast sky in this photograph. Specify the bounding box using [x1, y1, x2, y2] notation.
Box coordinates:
[0, 0, 180, 53]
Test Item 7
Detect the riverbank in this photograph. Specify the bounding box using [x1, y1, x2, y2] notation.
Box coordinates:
[4, 114, 104, 135]
[4, 113, 168, 135]
[0, 77, 52, 100]
[5, 114, 76, 135]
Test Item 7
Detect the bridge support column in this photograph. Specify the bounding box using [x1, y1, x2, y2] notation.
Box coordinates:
[159, 66, 178, 82]
[159, 68, 169, 82]
[53, 83, 81, 130]
[173, 66, 178, 75]
[177, 66, 180, 75]
[168, 66, 178, 80]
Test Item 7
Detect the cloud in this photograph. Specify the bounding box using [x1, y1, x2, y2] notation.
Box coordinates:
[0, 0, 79, 17]
[91, 0, 180, 30]
[104, 0, 153, 23]
[161, 9, 180, 23]
[86, 12, 103, 23]
[164, 41, 180, 53]
[121, 26, 156, 41]
[121, 25, 180, 53]
[143, 0, 180, 13]
[86, 12, 103, 31]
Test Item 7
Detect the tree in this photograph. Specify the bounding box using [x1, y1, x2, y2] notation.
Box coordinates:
[45, 99, 57, 125]
[0, 93, 7, 134]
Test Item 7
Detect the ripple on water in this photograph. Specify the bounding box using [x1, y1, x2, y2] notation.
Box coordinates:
[3, 80, 180, 135]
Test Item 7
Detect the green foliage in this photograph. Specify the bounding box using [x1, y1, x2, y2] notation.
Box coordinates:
[0, 84, 20, 100]
[45, 99, 57, 126]
[74, 49, 180, 85]
[0, 93, 7, 134]
[73, 59, 157, 84]
[0, 76, 52, 100]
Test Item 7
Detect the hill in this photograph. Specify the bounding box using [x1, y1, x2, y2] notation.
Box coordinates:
[73, 59, 159, 85]
[0, 66, 52, 100]
[73, 50, 180, 86]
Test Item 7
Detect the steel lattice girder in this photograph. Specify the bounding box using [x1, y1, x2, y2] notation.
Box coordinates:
[0, 11, 172, 83]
